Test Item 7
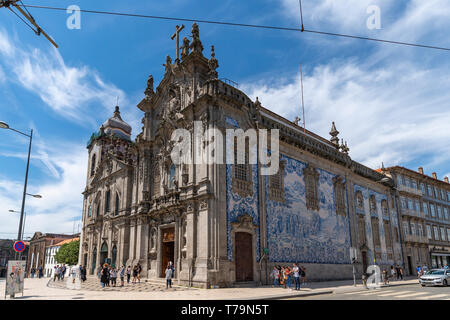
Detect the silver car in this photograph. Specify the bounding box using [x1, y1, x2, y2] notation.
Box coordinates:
[419, 269, 450, 287]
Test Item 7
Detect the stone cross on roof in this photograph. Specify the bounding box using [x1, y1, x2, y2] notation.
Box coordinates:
[171, 24, 185, 63]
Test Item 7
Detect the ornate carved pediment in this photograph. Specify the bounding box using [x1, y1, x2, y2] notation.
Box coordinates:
[231, 213, 257, 231]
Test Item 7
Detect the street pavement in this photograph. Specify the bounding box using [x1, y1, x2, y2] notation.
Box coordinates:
[287, 283, 450, 300]
[0, 276, 427, 300]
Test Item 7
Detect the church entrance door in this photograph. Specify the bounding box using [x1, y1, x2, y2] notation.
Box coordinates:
[161, 227, 175, 278]
[235, 232, 253, 282]
[100, 242, 108, 266]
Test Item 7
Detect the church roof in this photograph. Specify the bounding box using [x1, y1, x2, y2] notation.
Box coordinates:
[102, 106, 132, 140]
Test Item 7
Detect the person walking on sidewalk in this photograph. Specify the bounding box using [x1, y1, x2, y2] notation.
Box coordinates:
[60, 265, 66, 280]
[285, 266, 292, 289]
[126, 266, 131, 284]
[53, 265, 60, 282]
[30, 267, 35, 278]
[110, 267, 117, 287]
[271, 267, 279, 287]
[119, 265, 125, 287]
[100, 264, 109, 288]
[399, 267, 404, 280]
[165, 263, 173, 289]
[390, 265, 395, 281]
[136, 263, 142, 283]
[292, 264, 301, 291]
[300, 266, 307, 285]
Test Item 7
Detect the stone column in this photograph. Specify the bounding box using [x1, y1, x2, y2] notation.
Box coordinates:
[135, 216, 149, 275]
[193, 199, 209, 287]
[185, 203, 197, 285]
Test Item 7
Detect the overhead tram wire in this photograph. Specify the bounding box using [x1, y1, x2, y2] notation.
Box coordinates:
[7, 6, 38, 34]
[16, 3, 450, 52]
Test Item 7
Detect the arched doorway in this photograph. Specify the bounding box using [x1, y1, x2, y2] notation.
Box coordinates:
[111, 245, 117, 268]
[91, 247, 97, 275]
[235, 232, 253, 282]
[100, 242, 108, 266]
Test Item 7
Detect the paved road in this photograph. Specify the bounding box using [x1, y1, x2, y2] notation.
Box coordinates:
[287, 284, 450, 300]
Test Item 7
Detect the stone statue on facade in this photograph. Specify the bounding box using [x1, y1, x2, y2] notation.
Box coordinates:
[181, 37, 190, 60]
[208, 45, 219, 79]
[190, 23, 204, 54]
[145, 75, 154, 98]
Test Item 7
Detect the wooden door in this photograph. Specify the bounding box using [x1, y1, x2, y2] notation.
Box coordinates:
[235, 232, 253, 282]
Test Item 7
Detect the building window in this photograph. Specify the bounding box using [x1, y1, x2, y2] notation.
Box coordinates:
[369, 195, 377, 214]
[88, 204, 92, 217]
[444, 207, 449, 220]
[418, 224, 424, 237]
[269, 160, 285, 202]
[304, 164, 320, 211]
[437, 206, 442, 219]
[400, 197, 407, 209]
[333, 176, 346, 216]
[115, 193, 120, 216]
[420, 183, 425, 194]
[447, 229, 450, 241]
[426, 225, 432, 239]
[90, 154, 96, 177]
[433, 226, 439, 240]
[440, 227, 446, 241]
[423, 202, 428, 215]
[427, 185, 433, 197]
[232, 138, 253, 198]
[411, 180, 417, 190]
[404, 177, 410, 187]
[403, 221, 409, 236]
[384, 221, 392, 248]
[381, 200, 389, 216]
[355, 191, 364, 210]
[433, 187, 438, 198]
[358, 216, 366, 245]
[440, 189, 445, 201]
[408, 198, 413, 210]
[372, 218, 381, 246]
[105, 190, 111, 213]
[410, 223, 416, 236]
[430, 204, 436, 217]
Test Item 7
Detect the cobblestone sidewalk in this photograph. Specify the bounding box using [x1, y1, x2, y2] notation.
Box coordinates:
[47, 276, 191, 292]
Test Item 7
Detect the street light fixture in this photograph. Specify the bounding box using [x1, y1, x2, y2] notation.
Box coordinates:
[9, 209, 27, 242]
[0, 120, 34, 241]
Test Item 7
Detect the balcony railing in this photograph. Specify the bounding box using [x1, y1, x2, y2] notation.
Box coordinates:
[397, 185, 422, 196]
[404, 234, 429, 244]
[401, 208, 425, 219]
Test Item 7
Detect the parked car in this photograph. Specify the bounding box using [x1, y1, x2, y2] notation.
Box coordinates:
[419, 269, 450, 287]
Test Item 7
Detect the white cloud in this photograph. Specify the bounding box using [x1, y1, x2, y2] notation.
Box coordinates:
[243, 59, 450, 171]
[0, 143, 86, 238]
[0, 28, 127, 124]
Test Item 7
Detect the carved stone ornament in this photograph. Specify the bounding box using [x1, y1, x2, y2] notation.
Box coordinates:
[199, 200, 208, 210]
[231, 213, 257, 231]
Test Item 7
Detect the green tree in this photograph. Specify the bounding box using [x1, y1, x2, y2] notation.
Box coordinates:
[55, 240, 79, 265]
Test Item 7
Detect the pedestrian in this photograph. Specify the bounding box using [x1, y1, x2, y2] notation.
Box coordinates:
[300, 266, 306, 285]
[60, 265, 66, 280]
[132, 265, 138, 284]
[383, 270, 389, 285]
[119, 265, 125, 287]
[165, 263, 173, 289]
[285, 266, 291, 289]
[399, 267, 404, 280]
[279, 267, 285, 287]
[71, 265, 78, 284]
[53, 265, 60, 282]
[100, 264, 109, 288]
[110, 267, 117, 287]
[390, 265, 395, 280]
[293, 263, 301, 291]
[38, 266, 43, 279]
[137, 263, 142, 283]
[416, 265, 421, 278]
[81, 266, 87, 282]
[30, 267, 35, 279]
[270, 266, 279, 287]
[126, 265, 131, 284]
[107, 266, 112, 287]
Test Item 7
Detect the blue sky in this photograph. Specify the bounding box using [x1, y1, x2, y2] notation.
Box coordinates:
[1, 0, 449, 238]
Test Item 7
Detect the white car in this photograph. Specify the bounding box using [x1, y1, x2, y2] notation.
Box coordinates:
[419, 269, 450, 287]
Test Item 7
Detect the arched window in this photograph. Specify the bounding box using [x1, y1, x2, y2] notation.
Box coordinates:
[111, 245, 117, 267]
[381, 200, 389, 216]
[169, 164, 176, 189]
[87, 204, 92, 217]
[115, 193, 120, 216]
[105, 190, 111, 213]
[90, 154, 96, 177]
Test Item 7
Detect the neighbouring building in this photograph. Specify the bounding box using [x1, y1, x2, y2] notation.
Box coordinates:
[26, 232, 77, 277]
[0, 239, 29, 277]
[44, 237, 80, 278]
[381, 166, 450, 274]
[78, 23, 405, 287]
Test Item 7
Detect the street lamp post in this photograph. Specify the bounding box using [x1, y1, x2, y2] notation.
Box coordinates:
[0, 121, 34, 241]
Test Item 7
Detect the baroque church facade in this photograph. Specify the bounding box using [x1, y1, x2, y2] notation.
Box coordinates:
[78, 24, 403, 287]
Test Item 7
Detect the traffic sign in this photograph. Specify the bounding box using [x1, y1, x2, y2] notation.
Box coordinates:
[13, 241, 25, 253]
